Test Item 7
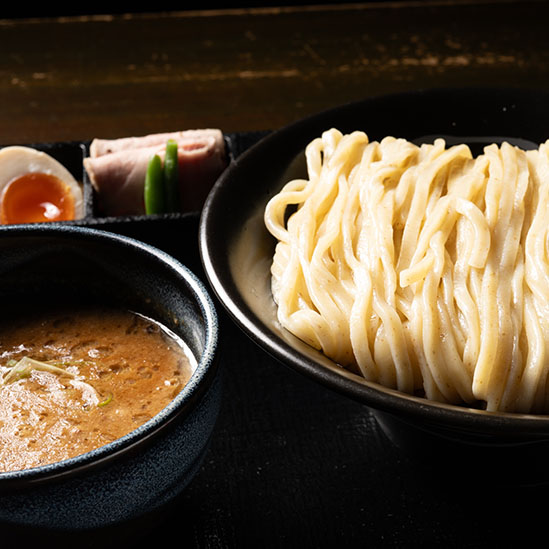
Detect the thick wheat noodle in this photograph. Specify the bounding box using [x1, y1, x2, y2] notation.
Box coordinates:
[264, 128, 549, 413]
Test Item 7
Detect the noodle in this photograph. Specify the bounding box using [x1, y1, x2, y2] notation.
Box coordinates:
[264, 128, 549, 413]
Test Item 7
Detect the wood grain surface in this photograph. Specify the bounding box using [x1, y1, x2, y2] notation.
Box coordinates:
[1, 0, 549, 145]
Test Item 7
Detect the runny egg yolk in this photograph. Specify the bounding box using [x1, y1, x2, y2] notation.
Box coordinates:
[0, 172, 76, 224]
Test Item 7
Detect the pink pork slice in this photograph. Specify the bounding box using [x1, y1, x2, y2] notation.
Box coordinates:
[84, 129, 227, 216]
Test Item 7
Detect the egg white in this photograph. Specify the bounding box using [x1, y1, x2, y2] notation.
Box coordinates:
[0, 146, 84, 220]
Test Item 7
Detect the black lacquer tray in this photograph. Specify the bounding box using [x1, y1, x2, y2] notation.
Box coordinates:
[0, 131, 268, 276]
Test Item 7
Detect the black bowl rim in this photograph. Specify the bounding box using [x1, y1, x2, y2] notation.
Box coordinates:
[0, 223, 219, 487]
[199, 86, 549, 436]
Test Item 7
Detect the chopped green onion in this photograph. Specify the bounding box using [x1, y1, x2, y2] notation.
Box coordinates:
[163, 139, 180, 213]
[1, 356, 76, 384]
[98, 392, 113, 407]
[1, 357, 111, 408]
[144, 154, 165, 215]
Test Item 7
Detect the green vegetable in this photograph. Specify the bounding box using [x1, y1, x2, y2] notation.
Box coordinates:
[1, 357, 111, 408]
[163, 139, 180, 213]
[1, 356, 76, 384]
[98, 392, 113, 407]
[144, 154, 165, 214]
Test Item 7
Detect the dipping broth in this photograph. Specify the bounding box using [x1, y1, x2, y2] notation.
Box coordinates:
[0, 306, 195, 472]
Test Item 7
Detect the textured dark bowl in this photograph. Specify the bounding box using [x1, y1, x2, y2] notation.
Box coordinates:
[0, 224, 221, 529]
[199, 87, 549, 486]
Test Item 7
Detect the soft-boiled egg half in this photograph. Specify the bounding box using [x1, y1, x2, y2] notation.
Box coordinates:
[0, 146, 84, 225]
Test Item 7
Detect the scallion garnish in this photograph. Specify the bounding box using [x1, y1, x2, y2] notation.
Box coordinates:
[1, 357, 113, 408]
[1, 356, 76, 384]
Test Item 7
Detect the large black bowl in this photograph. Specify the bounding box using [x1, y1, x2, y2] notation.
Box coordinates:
[199, 88, 549, 486]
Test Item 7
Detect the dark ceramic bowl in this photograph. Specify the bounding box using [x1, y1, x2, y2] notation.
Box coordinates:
[0, 224, 220, 530]
[199, 87, 549, 486]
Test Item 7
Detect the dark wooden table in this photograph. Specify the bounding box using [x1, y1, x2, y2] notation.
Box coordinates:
[2, 2, 549, 547]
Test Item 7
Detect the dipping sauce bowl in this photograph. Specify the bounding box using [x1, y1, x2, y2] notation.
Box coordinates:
[0, 224, 221, 531]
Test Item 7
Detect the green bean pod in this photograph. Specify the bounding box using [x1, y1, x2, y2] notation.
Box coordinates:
[163, 139, 180, 212]
[144, 153, 165, 215]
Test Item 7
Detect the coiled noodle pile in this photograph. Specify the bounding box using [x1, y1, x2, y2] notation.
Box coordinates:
[264, 128, 549, 413]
